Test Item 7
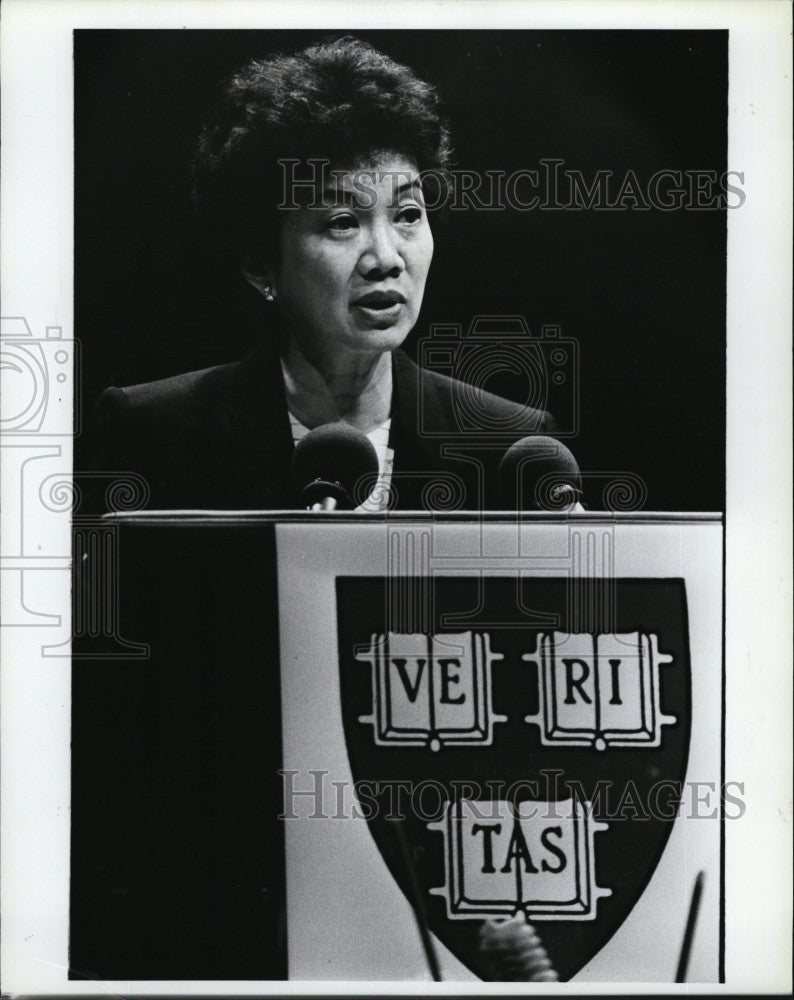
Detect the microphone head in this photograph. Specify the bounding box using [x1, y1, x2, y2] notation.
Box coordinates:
[498, 435, 583, 510]
[479, 915, 558, 982]
[291, 422, 379, 509]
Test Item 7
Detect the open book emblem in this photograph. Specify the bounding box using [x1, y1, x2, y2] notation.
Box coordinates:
[525, 631, 676, 750]
[357, 631, 506, 751]
[428, 797, 610, 921]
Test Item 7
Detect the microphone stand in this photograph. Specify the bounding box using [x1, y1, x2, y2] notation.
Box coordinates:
[308, 497, 338, 512]
[302, 477, 350, 512]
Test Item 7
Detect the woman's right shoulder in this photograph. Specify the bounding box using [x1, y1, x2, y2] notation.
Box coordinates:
[88, 360, 248, 484]
[96, 361, 242, 422]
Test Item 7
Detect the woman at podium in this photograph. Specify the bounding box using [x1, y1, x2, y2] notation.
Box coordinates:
[90, 36, 562, 512]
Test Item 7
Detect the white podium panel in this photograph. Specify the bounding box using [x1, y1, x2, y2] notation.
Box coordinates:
[277, 514, 723, 983]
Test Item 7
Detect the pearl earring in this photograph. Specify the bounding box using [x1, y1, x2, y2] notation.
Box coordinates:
[264, 286, 276, 302]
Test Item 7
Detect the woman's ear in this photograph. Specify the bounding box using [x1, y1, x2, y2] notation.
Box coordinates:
[241, 253, 277, 301]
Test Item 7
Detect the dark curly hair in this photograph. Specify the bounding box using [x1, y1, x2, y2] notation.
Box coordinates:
[191, 36, 452, 262]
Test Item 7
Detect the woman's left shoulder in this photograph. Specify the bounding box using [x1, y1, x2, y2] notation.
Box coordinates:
[394, 348, 558, 435]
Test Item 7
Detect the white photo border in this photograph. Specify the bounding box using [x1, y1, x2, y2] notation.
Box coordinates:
[1, 0, 791, 995]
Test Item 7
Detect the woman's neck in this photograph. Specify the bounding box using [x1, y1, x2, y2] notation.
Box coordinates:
[280, 342, 393, 433]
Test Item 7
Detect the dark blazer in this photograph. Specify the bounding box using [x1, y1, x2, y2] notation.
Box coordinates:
[89, 344, 558, 512]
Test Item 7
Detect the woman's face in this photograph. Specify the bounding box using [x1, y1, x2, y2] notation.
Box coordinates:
[269, 153, 434, 367]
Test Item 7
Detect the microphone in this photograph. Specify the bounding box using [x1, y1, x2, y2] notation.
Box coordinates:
[479, 914, 558, 982]
[498, 435, 583, 511]
[291, 422, 379, 511]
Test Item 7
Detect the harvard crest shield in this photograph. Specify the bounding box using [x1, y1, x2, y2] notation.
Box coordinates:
[336, 576, 692, 981]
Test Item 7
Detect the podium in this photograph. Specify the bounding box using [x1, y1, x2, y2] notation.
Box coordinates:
[70, 512, 723, 983]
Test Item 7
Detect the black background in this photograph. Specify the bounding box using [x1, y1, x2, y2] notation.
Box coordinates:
[74, 29, 727, 510]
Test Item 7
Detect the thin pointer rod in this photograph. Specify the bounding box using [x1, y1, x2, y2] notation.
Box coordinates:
[388, 818, 442, 982]
[675, 870, 705, 983]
